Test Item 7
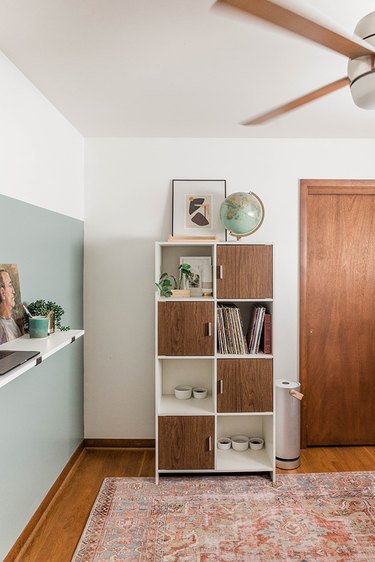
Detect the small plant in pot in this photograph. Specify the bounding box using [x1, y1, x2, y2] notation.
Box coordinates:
[155, 264, 193, 298]
[23, 300, 70, 333]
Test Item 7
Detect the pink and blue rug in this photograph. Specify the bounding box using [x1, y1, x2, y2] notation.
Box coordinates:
[72, 472, 375, 561]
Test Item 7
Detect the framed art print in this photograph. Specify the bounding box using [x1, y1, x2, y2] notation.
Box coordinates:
[179, 256, 213, 297]
[172, 179, 226, 240]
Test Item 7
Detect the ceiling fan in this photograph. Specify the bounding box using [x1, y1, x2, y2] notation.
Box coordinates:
[214, 0, 375, 124]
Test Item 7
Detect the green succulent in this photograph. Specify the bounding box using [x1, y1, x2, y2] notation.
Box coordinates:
[24, 299, 70, 331]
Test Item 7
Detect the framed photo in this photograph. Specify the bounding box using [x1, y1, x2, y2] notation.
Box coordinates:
[179, 256, 213, 297]
[0, 264, 24, 344]
[172, 179, 226, 240]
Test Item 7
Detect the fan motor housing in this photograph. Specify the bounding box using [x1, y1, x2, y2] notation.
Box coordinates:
[348, 12, 375, 109]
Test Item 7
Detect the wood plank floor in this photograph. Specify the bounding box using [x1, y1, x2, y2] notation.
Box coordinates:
[14, 446, 375, 562]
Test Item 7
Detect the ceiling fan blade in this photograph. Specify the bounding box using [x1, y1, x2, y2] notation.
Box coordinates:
[215, 0, 375, 58]
[242, 76, 350, 125]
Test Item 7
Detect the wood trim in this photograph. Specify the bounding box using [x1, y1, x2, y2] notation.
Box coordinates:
[300, 181, 309, 448]
[301, 179, 375, 189]
[4, 441, 85, 562]
[299, 179, 375, 448]
[84, 438, 155, 449]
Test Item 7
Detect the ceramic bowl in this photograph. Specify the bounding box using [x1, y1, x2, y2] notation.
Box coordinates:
[174, 385, 192, 400]
[193, 387, 208, 399]
[249, 437, 264, 450]
[230, 435, 249, 451]
[217, 437, 232, 450]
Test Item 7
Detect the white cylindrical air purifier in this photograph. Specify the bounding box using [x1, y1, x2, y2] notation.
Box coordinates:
[276, 379, 303, 469]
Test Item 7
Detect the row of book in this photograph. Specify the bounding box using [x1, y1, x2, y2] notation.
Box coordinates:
[217, 304, 272, 355]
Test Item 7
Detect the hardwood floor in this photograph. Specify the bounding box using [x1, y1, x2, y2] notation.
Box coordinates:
[12, 446, 375, 562]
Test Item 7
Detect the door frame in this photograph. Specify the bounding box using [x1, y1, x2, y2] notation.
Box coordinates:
[299, 179, 375, 448]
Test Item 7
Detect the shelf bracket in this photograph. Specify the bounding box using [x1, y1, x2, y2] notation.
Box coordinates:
[70, 336, 76, 344]
[36, 356, 42, 366]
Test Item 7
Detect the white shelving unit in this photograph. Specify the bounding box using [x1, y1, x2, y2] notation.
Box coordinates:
[155, 241, 275, 482]
[0, 329, 84, 389]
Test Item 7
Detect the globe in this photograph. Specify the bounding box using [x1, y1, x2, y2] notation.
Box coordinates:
[220, 191, 265, 239]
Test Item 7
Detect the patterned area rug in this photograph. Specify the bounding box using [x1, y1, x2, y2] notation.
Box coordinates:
[72, 472, 375, 561]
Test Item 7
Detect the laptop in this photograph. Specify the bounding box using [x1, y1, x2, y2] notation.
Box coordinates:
[0, 349, 40, 376]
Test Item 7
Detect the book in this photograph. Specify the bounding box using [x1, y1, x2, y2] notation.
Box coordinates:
[217, 304, 248, 355]
[260, 313, 272, 354]
[247, 305, 266, 354]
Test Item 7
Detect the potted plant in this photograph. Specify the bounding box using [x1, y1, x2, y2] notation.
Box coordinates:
[155, 264, 193, 298]
[23, 300, 70, 334]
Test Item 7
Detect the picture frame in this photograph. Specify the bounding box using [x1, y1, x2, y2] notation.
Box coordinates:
[0, 264, 24, 343]
[179, 256, 213, 297]
[172, 179, 227, 240]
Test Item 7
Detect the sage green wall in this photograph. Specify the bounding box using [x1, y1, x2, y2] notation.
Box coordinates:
[0, 194, 84, 560]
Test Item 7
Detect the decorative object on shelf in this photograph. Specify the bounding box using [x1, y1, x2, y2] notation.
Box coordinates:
[180, 256, 213, 297]
[155, 273, 174, 297]
[249, 437, 264, 450]
[23, 300, 70, 333]
[220, 191, 265, 240]
[217, 437, 232, 450]
[172, 264, 193, 298]
[193, 387, 208, 399]
[174, 385, 193, 400]
[172, 179, 227, 240]
[230, 435, 249, 451]
[28, 316, 49, 338]
[0, 264, 24, 343]
[156, 264, 193, 298]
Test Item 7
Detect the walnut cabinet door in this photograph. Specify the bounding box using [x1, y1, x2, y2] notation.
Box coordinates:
[217, 359, 273, 413]
[158, 416, 215, 470]
[158, 301, 214, 356]
[216, 245, 273, 299]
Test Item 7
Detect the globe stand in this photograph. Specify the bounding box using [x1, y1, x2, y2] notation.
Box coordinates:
[228, 225, 263, 241]
[229, 231, 253, 241]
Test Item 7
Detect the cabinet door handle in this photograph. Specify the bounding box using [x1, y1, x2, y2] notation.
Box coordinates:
[217, 265, 223, 279]
[218, 379, 224, 394]
[207, 322, 212, 337]
[208, 435, 212, 451]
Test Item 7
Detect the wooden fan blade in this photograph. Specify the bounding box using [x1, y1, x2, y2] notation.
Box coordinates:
[215, 0, 375, 58]
[242, 76, 350, 125]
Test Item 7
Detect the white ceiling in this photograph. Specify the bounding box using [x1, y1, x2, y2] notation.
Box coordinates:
[1, 0, 375, 137]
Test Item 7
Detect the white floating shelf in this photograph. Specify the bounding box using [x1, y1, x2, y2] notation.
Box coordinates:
[0, 329, 84, 389]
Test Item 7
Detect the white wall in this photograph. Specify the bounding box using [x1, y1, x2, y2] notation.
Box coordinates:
[84, 137, 375, 438]
[0, 51, 84, 219]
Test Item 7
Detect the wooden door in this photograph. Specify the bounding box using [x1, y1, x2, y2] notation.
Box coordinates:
[300, 180, 375, 446]
[217, 245, 273, 299]
[158, 416, 214, 469]
[158, 302, 214, 355]
[217, 359, 273, 413]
